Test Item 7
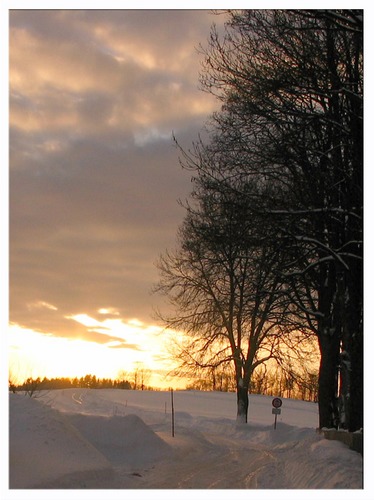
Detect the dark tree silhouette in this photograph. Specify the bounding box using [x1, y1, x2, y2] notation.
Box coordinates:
[196, 9, 363, 430]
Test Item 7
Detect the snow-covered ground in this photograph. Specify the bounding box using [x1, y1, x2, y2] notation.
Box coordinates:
[6, 388, 366, 499]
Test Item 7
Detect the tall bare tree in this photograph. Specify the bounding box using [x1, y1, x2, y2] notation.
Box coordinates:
[155, 170, 306, 422]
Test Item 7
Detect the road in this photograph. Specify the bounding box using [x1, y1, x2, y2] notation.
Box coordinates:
[27, 389, 362, 489]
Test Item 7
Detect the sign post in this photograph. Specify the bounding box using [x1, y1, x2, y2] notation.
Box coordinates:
[272, 397, 282, 429]
[170, 388, 175, 437]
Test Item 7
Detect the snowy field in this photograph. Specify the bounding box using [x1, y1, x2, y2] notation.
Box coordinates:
[7, 388, 367, 499]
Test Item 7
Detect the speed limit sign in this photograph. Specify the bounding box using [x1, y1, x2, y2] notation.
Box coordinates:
[272, 398, 282, 429]
[272, 397, 282, 408]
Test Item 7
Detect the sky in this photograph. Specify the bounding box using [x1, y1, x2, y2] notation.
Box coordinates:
[6, 7, 228, 388]
[4, 2, 371, 392]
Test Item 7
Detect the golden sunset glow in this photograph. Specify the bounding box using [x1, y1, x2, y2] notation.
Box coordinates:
[8, 9, 226, 391]
[9, 318, 184, 389]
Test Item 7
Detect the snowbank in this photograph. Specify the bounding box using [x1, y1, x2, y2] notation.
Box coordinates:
[9, 392, 172, 489]
[67, 413, 171, 466]
[9, 393, 111, 488]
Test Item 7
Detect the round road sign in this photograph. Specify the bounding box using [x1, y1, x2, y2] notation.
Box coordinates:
[272, 397, 282, 408]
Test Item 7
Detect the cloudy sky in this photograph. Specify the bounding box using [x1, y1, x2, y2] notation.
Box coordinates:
[8, 8, 227, 386]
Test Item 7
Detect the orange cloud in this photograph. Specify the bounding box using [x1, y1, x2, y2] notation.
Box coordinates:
[9, 12, 218, 139]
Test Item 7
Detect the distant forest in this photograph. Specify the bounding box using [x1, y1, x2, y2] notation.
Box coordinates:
[9, 368, 318, 402]
[9, 374, 132, 395]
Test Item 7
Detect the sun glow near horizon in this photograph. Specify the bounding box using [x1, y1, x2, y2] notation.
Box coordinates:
[8, 314, 186, 389]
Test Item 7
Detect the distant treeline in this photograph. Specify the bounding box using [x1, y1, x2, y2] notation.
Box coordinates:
[186, 366, 319, 403]
[9, 374, 132, 395]
[9, 369, 318, 402]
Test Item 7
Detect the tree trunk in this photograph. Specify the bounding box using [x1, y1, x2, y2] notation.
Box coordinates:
[348, 333, 363, 431]
[317, 331, 340, 429]
[236, 381, 249, 423]
[344, 263, 363, 431]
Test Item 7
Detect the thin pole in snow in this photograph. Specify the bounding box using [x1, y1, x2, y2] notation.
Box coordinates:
[170, 388, 175, 437]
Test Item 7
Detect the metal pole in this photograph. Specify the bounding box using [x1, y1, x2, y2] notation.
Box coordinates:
[274, 412, 277, 430]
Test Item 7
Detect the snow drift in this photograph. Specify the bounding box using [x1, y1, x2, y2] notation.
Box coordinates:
[9, 394, 111, 488]
[67, 413, 171, 466]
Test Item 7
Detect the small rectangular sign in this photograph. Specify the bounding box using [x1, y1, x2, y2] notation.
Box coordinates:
[272, 408, 281, 415]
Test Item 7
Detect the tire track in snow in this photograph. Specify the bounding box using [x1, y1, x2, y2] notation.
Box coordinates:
[72, 392, 84, 405]
[126, 432, 278, 489]
[185, 436, 280, 489]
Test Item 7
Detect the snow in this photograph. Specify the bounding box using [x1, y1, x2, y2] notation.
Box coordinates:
[5, 388, 368, 499]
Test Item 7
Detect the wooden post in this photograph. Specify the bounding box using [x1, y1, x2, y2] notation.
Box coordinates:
[171, 388, 175, 437]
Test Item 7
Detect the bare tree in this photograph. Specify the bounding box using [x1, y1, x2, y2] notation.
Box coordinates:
[132, 363, 151, 390]
[155, 171, 306, 422]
